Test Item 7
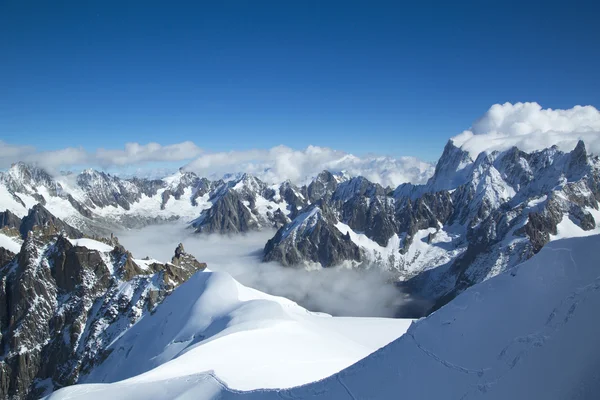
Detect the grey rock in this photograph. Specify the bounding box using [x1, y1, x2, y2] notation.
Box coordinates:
[19, 204, 84, 240]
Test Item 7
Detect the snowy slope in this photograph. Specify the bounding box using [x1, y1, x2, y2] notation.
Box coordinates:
[48, 234, 600, 399]
[45, 269, 412, 397]
[0, 232, 21, 253]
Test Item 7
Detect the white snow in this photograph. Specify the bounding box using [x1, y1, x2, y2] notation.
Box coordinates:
[280, 207, 321, 241]
[334, 221, 464, 277]
[47, 234, 600, 399]
[46, 269, 412, 396]
[133, 258, 162, 271]
[550, 207, 600, 241]
[0, 232, 22, 253]
[67, 238, 114, 253]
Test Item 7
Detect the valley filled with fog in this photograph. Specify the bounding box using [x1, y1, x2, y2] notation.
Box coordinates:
[116, 222, 419, 318]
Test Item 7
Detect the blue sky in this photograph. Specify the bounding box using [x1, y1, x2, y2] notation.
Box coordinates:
[1, 1, 599, 162]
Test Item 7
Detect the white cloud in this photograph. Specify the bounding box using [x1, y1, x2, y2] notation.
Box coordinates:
[184, 145, 434, 187]
[0, 141, 203, 172]
[0, 141, 88, 171]
[0, 141, 35, 161]
[452, 102, 600, 156]
[1, 139, 432, 186]
[96, 141, 203, 166]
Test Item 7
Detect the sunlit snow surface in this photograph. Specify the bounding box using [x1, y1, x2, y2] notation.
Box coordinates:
[0, 233, 21, 253]
[67, 238, 114, 252]
[47, 234, 600, 399]
[44, 268, 412, 398]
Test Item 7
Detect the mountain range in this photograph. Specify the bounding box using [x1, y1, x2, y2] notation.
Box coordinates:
[2, 139, 598, 309]
[0, 138, 599, 398]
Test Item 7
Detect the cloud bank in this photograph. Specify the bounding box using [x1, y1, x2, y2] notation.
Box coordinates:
[96, 141, 203, 167]
[3, 102, 598, 186]
[453, 102, 600, 156]
[183, 145, 434, 187]
[0, 141, 201, 173]
[0, 140, 433, 187]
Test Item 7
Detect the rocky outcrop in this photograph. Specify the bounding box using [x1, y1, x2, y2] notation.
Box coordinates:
[0, 227, 207, 399]
[264, 205, 362, 267]
[264, 141, 600, 314]
[0, 210, 21, 237]
[194, 190, 257, 234]
[0, 248, 14, 268]
[304, 170, 338, 203]
[19, 204, 84, 240]
[164, 243, 207, 286]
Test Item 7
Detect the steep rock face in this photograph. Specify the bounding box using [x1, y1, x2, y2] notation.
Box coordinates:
[395, 140, 473, 199]
[278, 181, 305, 219]
[19, 204, 84, 240]
[0, 211, 22, 237]
[0, 233, 207, 399]
[264, 205, 362, 267]
[304, 171, 338, 203]
[193, 191, 257, 234]
[192, 174, 305, 233]
[0, 206, 207, 399]
[0, 248, 14, 268]
[333, 177, 395, 247]
[395, 192, 454, 251]
[76, 170, 145, 210]
[265, 141, 600, 311]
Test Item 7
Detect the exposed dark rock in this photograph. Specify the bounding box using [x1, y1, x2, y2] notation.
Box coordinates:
[0, 210, 21, 237]
[264, 205, 362, 267]
[194, 191, 257, 234]
[19, 204, 84, 240]
[305, 170, 338, 203]
[0, 248, 15, 268]
[66, 194, 93, 219]
[160, 190, 172, 210]
[0, 226, 207, 398]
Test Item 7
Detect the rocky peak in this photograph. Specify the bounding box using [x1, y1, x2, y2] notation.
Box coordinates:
[0, 217, 208, 398]
[569, 140, 588, 171]
[170, 243, 207, 274]
[194, 190, 257, 234]
[306, 170, 338, 203]
[263, 203, 362, 267]
[427, 140, 474, 191]
[19, 204, 84, 240]
[0, 210, 22, 234]
[1, 163, 61, 199]
[174, 243, 185, 258]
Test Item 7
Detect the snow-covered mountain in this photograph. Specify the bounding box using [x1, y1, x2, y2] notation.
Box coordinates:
[45, 232, 600, 399]
[3, 139, 599, 314]
[266, 140, 600, 310]
[0, 204, 412, 399]
[1, 137, 600, 399]
[0, 164, 305, 235]
[0, 207, 208, 398]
